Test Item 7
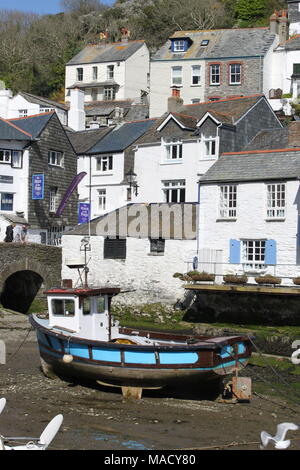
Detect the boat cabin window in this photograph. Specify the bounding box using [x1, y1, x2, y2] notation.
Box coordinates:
[83, 298, 91, 315]
[97, 296, 105, 313]
[52, 299, 75, 317]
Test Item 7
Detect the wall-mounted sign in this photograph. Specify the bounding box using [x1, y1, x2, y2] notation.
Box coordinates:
[32, 174, 44, 200]
[78, 203, 90, 224]
[0, 175, 13, 184]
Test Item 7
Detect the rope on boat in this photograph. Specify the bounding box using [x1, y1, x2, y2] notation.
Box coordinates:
[5, 327, 33, 364]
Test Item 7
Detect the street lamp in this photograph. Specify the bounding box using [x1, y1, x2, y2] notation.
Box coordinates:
[80, 237, 91, 288]
[125, 168, 139, 197]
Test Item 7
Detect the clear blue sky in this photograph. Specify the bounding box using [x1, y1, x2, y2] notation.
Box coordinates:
[0, 0, 114, 15]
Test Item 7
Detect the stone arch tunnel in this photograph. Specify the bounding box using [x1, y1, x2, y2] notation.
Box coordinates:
[0, 243, 62, 314]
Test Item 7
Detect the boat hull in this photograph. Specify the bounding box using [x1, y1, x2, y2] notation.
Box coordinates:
[30, 316, 252, 390]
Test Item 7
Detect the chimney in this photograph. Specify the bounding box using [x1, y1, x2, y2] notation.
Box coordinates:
[269, 11, 279, 35]
[278, 10, 289, 43]
[168, 87, 184, 113]
[68, 88, 86, 131]
[0, 87, 13, 119]
[288, 121, 300, 147]
[121, 28, 130, 44]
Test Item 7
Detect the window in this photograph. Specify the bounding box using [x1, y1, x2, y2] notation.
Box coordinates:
[83, 298, 91, 315]
[97, 296, 105, 312]
[104, 87, 116, 100]
[77, 68, 83, 81]
[96, 155, 113, 172]
[210, 64, 220, 85]
[40, 106, 53, 113]
[293, 63, 300, 75]
[150, 238, 165, 254]
[242, 240, 266, 270]
[229, 63, 241, 85]
[191, 65, 201, 85]
[104, 237, 126, 259]
[49, 187, 58, 213]
[98, 189, 106, 211]
[201, 39, 209, 46]
[164, 138, 182, 161]
[48, 150, 63, 167]
[93, 66, 98, 80]
[91, 89, 98, 101]
[47, 225, 65, 246]
[219, 185, 237, 218]
[202, 137, 217, 158]
[0, 149, 22, 167]
[173, 40, 186, 52]
[0, 193, 13, 211]
[107, 65, 114, 80]
[191, 99, 200, 104]
[51, 299, 75, 316]
[267, 183, 285, 218]
[0, 150, 11, 164]
[171, 66, 183, 86]
[163, 180, 186, 203]
[18, 109, 27, 118]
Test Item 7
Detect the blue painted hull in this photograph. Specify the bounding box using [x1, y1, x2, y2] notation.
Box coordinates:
[30, 315, 252, 389]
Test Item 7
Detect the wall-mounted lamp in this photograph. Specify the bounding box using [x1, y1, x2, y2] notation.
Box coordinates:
[125, 168, 139, 197]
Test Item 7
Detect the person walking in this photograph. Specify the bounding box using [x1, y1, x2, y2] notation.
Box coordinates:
[13, 224, 22, 243]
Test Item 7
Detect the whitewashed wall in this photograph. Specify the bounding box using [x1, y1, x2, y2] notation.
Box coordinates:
[124, 43, 150, 100]
[62, 234, 197, 304]
[149, 60, 205, 118]
[198, 179, 300, 283]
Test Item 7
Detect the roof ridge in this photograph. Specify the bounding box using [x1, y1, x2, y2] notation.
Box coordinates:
[222, 147, 300, 156]
[184, 94, 263, 107]
[170, 27, 270, 35]
[0, 116, 33, 138]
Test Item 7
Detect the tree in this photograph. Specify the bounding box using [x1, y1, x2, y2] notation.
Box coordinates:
[60, 0, 107, 14]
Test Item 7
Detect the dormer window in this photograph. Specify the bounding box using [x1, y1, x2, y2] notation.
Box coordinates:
[173, 40, 186, 52]
[201, 40, 209, 46]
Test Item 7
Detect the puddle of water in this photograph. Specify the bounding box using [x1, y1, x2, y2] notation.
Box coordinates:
[94, 432, 149, 450]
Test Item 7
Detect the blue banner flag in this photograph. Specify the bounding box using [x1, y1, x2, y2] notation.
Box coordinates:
[78, 203, 90, 224]
[32, 174, 44, 200]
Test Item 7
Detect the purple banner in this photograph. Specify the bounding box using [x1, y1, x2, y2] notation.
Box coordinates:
[54, 172, 87, 217]
[78, 203, 90, 224]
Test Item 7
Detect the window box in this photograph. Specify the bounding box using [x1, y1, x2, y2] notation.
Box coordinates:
[187, 271, 216, 282]
[254, 275, 281, 285]
[293, 277, 300, 285]
[223, 274, 248, 284]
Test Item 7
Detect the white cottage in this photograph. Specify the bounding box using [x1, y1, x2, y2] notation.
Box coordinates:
[197, 130, 300, 285]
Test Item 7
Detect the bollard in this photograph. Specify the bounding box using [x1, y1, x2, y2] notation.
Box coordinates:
[0, 340, 6, 365]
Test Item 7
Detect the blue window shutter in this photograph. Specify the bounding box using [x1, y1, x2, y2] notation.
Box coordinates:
[265, 239, 277, 265]
[229, 239, 241, 264]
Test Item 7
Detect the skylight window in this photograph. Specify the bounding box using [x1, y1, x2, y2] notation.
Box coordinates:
[201, 40, 209, 46]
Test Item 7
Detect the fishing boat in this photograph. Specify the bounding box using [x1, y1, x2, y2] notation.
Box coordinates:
[29, 284, 252, 398]
[0, 398, 63, 450]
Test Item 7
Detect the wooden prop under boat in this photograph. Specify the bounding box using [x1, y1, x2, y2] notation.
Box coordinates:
[29, 286, 252, 398]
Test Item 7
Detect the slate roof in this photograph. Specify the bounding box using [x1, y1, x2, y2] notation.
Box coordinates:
[0, 117, 33, 141]
[67, 127, 113, 154]
[245, 128, 289, 151]
[200, 148, 300, 184]
[8, 112, 55, 139]
[277, 34, 300, 50]
[153, 28, 276, 60]
[66, 40, 145, 65]
[18, 92, 69, 111]
[67, 80, 119, 90]
[86, 119, 157, 154]
[63, 203, 197, 240]
[85, 100, 133, 117]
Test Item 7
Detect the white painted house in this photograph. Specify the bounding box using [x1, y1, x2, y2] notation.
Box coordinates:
[0, 88, 68, 126]
[65, 38, 149, 104]
[61, 203, 197, 304]
[197, 123, 300, 285]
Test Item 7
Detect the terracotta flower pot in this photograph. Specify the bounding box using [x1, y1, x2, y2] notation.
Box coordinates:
[255, 275, 281, 285]
[223, 274, 248, 284]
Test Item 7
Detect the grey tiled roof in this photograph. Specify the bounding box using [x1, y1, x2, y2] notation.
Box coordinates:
[67, 41, 145, 65]
[200, 149, 300, 183]
[0, 117, 33, 141]
[9, 113, 54, 139]
[67, 127, 113, 154]
[152, 28, 276, 60]
[84, 100, 133, 117]
[279, 34, 300, 50]
[67, 80, 119, 89]
[63, 203, 197, 239]
[245, 128, 289, 150]
[19, 92, 69, 111]
[86, 119, 157, 154]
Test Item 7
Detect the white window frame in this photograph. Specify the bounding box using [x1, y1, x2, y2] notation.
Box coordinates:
[48, 150, 63, 167]
[229, 63, 241, 85]
[0, 149, 12, 164]
[98, 189, 106, 211]
[77, 68, 83, 81]
[242, 239, 266, 270]
[266, 183, 286, 219]
[49, 187, 58, 213]
[191, 65, 201, 85]
[162, 180, 186, 203]
[201, 136, 218, 159]
[219, 185, 237, 219]
[107, 65, 114, 80]
[173, 40, 186, 52]
[0, 192, 14, 211]
[104, 87, 116, 100]
[0, 149, 22, 167]
[210, 64, 220, 85]
[163, 138, 183, 162]
[92, 66, 98, 80]
[171, 66, 183, 86]
[96, 155, 113, 172]
[18, 109, 28, 118]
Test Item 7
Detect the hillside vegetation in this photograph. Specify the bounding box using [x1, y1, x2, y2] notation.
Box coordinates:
[0, 0, 286, 100]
